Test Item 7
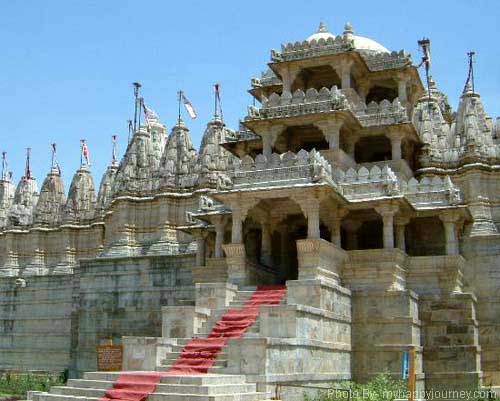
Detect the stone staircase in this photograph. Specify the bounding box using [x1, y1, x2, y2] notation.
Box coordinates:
[158, 287, 286, 372]
[32, 286, 287, 401]
[34, 372, 270, 401]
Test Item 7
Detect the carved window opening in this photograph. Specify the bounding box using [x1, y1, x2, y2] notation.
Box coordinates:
[291, 65, 341, 92]
[357, 219, 384, 250]
[366, 84, 398, 104]
[354, 135, 391, 163]
[405, 217, 445, 256]
[275, 125, 328, 153]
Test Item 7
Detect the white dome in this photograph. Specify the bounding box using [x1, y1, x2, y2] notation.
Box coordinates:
[353, 35, 389, 53]
[306, 22, 389, 54]
[307, 31, 335, 42]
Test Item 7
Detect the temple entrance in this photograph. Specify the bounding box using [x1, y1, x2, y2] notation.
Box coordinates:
[242, 203, 332, 285]
[240, 197, 333, 285]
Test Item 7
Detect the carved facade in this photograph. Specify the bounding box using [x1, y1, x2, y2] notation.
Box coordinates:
[1, 21, 500, 398]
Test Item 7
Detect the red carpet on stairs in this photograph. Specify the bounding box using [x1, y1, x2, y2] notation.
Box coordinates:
[99, 285, 286, 401]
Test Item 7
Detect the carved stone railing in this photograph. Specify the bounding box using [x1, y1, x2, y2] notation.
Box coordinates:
[335, 165, 462, 207]
[353, 98, 409, 127]
[224, 128, 260, 143]
[360, 50, 412, 71]
[271, 36, 354, 62]
[251, 70, 281, 88]
[401, 176, 462, 207]
[245, 86, 348, 121]
[229, 149, 336, 190]
[335, 165, 400, 200]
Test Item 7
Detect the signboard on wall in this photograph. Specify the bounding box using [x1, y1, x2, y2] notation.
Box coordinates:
[97, 345, 123, 371]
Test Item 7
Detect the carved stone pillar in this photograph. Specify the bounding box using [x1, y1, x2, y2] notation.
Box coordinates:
[212, 215, 226, 258]
[195, 232, 206, 267]
[387, 130, 403, 161]
[440, 211, 461, 255]
[343, 220, 361, 250]
[375, 204, 399, 249]
[397, 74, 410, 103]
[338, 59, 354, 89]
[262, 124, 284, 159]
[260, 222, 272, 266]
[395, 217, 410, 252]
[344, 135, 357, 159]
[357, 79, 370, 103]
[315, 119, 343, 151]
[278, 224, 289, 278]
[281, 65, 300, 93]
[331, 208, 348, 247]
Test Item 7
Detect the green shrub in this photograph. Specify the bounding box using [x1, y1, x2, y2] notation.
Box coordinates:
[0, 372, 66, 397]
[304, 374, 407, 401]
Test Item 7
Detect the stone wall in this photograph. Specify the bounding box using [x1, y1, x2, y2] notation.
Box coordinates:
[0, 274, 73, 373]
[70, 254, 195, 376]
[0, 252, 196, 377]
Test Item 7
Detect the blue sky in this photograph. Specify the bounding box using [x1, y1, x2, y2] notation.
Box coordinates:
[1, 0, 499, 188]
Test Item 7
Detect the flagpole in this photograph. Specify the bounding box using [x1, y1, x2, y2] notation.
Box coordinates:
[178, 90, 182, 125]
[1, 152, 6, 180]
[138, 98, 142, 130]
[80, 141, 83, 167]
[25, 147, 31, 180]
[132, 82, 141, 132]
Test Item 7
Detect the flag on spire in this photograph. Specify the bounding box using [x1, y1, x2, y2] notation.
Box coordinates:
[111, 135, 118, 165]
[1, 151, 7, 180]
[214, 83, 224, 122]
[181, 91, 197, 119]
[25, 147, 32, 180]
[51, 143, 61, 175]
[80, 139, 91, 166]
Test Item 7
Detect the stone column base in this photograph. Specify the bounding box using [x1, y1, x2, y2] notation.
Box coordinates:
[191, 257, 228, 284]
[344, 248, 408, 292]
[296, 238, 346, 285]
[222, 243, 248, 286]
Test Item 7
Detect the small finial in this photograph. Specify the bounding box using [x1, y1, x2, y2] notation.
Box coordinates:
[428, 75, 436, 89]
[317, 21, 328, 33]
[463, 80, 473, 95]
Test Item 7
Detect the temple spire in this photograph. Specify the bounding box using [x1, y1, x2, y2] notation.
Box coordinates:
[463, 51, 476, 94]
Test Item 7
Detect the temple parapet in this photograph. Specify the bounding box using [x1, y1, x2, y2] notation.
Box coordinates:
[361, 50, 412, 71]
[229, 149, 335, 190]
[246, 86, 348, 121]
[271, 36, 354, 63]
[353, 98, 409, 127]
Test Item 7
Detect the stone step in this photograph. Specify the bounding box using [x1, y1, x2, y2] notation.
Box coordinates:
[146, 391, 268, 401]
[82, 372, 248, 385]
[156, 365, 228, 374]
[39, 392, 268, 401]
[66, 379, 111, 389]
[161, 357, 228, 368]
[51, 382, 258, 397]
[38, 394, 99, 401]
[50, 387, 104, 398]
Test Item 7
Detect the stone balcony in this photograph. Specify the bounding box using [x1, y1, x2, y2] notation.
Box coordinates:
[245, 86, 349, 123]
[352, 98, 409, 127]
[221, 150, 463, 209]
[230, 149, 336, 190]
[245, 88, 410, 128]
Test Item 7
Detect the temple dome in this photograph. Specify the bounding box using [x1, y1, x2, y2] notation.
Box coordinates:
[307, 22, 389, 53]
